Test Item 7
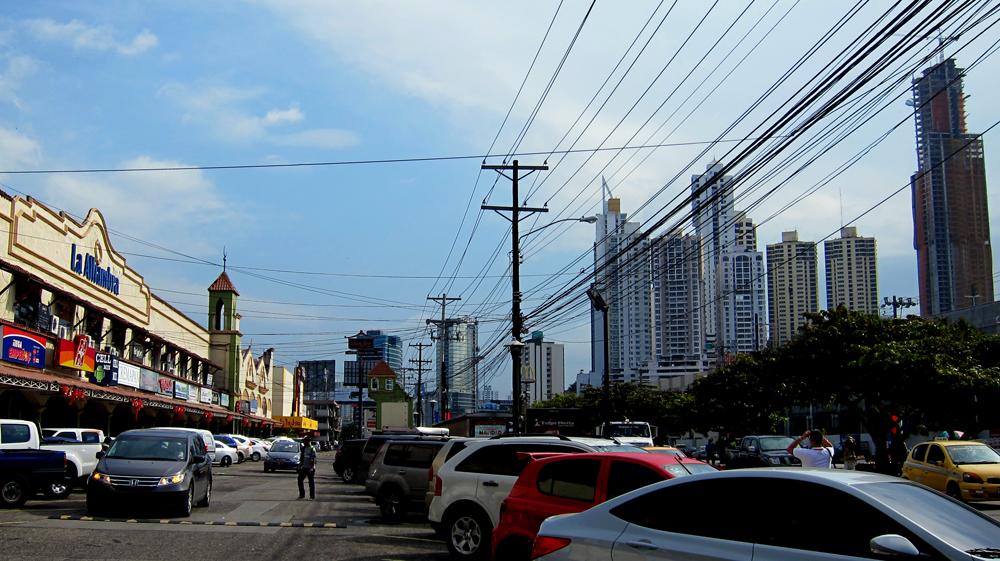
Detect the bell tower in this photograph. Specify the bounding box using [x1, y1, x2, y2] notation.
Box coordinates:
[208, 270, 241, 409]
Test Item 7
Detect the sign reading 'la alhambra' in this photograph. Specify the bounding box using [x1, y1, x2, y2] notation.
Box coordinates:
[70, 243, 120, 295]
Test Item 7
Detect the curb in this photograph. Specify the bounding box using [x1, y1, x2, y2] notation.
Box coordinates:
[50, 514, 344, 528]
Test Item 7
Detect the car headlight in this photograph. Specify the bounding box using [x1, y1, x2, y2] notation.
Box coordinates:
[158, 473, 186, 486]
[92, 472, 112, 484]
[963, 472, 984, 484]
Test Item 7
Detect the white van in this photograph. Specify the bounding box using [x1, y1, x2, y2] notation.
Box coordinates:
[147, 427, 217, 463]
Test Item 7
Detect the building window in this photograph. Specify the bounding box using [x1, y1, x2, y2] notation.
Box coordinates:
[370, 378, 379, 391]
[386, 378, 394, 391]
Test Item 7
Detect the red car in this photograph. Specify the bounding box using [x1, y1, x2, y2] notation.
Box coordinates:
[492, 451, 715, 560]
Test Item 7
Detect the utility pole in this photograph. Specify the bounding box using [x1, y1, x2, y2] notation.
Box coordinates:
[881, 296, 917, 319]
[409, 342, 432, 427]
[427, 294, 461, 423]
[482, 159, 548, 435]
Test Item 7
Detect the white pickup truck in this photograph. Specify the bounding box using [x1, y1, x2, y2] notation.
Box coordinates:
[0, 420, 103, 496]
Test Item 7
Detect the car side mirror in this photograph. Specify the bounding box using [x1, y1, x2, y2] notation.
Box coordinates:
[96, 451, 105, 459]
[192, 455, 206, 464]
[747, 446, 756, 453]
[870, 534, 921, 557]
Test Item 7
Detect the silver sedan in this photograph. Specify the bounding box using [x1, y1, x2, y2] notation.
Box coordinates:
[534, 469, 1000, 560]
[213, 440, 239, 467]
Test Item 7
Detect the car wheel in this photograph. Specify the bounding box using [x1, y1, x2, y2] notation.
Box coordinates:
[342, 467, 355, 484]
[221, 456, 232, 467]
[44, 479, 72, 500]
[379, 487, 406, 522]
[0, 477, 28, 508]
[264, 466, 271, 473]
[237, 452, 245, 463]
[252, 452, 261, 462]
[197, 479, 212, 508]
[946, 482, 963, 501]
[177, 486, 194, 518]
[446, 507, 491, 560]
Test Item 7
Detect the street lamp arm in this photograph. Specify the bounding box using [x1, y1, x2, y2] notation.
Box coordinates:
[520, 216, 598, 240]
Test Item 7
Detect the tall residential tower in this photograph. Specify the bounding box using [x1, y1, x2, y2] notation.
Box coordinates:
[824, 227, 878, 313]
[766, 231, 819, 347]
[911, 58, 992, 315]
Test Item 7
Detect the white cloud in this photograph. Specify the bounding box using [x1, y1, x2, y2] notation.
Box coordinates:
[0, 127, 41, 170]
[43, 156, 234, 254]
[24, 19, 158, 56]
[158, 82, 357, 149]
[263, 106, 304, 126]
[0, 54, 38, 109]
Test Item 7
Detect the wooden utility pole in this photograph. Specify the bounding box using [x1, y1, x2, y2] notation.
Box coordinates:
[409, 342, 432, 427]
[482, 160, 548, 434]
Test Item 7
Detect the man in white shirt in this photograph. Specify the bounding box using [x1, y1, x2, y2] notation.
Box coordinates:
[786, 430, 835, 468]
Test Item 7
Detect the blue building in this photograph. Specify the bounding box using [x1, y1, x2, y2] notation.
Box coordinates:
[347, 330, 403, 373]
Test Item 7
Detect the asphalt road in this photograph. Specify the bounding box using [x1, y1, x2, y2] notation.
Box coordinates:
[0, 452, 449, 561]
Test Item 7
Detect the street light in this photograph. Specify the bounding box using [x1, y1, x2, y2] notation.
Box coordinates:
[520, 216, 598, 241]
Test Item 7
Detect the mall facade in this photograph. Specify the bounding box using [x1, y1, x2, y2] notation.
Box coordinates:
[0, 193, 305, 437]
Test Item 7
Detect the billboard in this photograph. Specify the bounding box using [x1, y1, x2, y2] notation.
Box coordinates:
[117, 362, 141, 388]
[1, 326, 46, 369]
[57, 336, 96, 372]
[89, 353, 119, 385]
[140, 368, 158, 392]
[174, 381, 189, 400]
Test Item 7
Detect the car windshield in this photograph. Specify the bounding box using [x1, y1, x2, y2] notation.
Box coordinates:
[593, 445, 648, 453]
[609, 424, 651, 438]
[759, 436, 795, 451]
[107, 435, 188, 461]
[947, 445, 1000, 465]
[648, 449, 683, 456]
[858, 481, 1000, 553]
[270, 441, 299, 453]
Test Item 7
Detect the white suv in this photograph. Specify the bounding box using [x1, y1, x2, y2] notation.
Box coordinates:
[428, 435, 634, 560]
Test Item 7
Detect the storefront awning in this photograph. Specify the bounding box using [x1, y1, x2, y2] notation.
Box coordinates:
[274, 416, 318, 430]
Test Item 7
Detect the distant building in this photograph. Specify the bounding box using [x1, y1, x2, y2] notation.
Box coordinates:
[911, 58, 993, 315]
[692, 161, 736, 361]
[592, 188, 652, 385]
[346, 330, 403, 373]
[436, 317, 479, 419]
[766, 231, 819, 347]
[824, 227, 878, 314]
[299, 359, 337, 444]
[650, 230, 710, 383]
[717, 213, 768, 356]
[520, 332, 565, 405]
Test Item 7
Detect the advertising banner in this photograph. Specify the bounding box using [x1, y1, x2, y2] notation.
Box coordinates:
[474, 424, 506, 438]
[89, 353, 119, 386]
[118, 362, 141, 388]
[1, 326, 46, 369]
[157, 375, 174, 396]
[57, 336, 96, 372]
[212, 391, 220, 405]
[174, 381, 189, 400]
[200, 387, 213, 403]
[250, 399, 259, 414]
[187, 390, 198, 404]
[220, 394, 230, 408]
[140, 368, 158, 392]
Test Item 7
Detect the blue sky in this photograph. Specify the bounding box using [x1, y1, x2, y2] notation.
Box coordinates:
[1, 2, 999, 398]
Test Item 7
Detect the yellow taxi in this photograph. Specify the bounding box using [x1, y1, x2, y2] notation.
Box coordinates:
[901, 440, 1000, 501]
[643, 446, 688, 458]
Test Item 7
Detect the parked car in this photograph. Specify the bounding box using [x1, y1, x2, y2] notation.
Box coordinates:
[2, 419, 99, 497]
[213, 440, 238, 467]
[494, 451, 716, 560]
[333, 439, 366, 483]
[215, 435, 245, 463]
[365, 439, 447, 521]
[0, 420, 69, 506]
[87, 428, 212, 517]
[427, 434, 639, 560]
[222, 435, 256, 462]
[263, 438, 301, 472]
[727, 435, 800, 468]
[532, 469, 1000, 561]
[902, 440, 1000, 501]
[357, 433, 448, 484]
[424, 437, 475, 510]
[245, 438, 268, 461]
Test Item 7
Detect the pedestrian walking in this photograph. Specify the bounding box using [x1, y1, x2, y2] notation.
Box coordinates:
[705, 439, 716, 465]
[842, 436, 858, 470]
[297, 435, 317, 500]
[786, 430, 835, 468]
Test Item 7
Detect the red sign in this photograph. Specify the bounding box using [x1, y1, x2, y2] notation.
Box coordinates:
[2, 326, 46, 369]
[57, 336, 96, 372]
[366, 418, 376, 429]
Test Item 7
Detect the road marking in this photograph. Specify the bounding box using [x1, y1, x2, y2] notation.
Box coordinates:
[47, 514, 345, 528]
[0, 521, 25, 526]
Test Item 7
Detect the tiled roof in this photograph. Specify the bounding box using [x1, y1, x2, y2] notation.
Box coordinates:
[209, 271, 239, 295]
[368, 361, 396, 378]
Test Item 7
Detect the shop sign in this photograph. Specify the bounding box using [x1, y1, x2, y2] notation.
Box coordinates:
[140, 368, 158, 392]
[89, 353, 119, 386]
[1, 326, 46, 369]
[474, 424, 506, 438]
[157, 375, 174, 396]
[250, 399, 259, 414]
[174, 381, 189, 400]
[220, 394, 230, 408]
[118, 362, 141, 388]
[200, 387, 213, 403]
[212, 391, 220, 405]
[187, 389, 198, 404]
[57, 336, 96, 372]
[69, 243, 120, 295]
[236, 400, 250, 414]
